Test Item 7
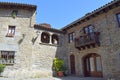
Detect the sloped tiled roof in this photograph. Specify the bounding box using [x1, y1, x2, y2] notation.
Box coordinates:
[0, 2, 37, 10]
[61, 0, 120, 31]
[34, 24, 65, 34]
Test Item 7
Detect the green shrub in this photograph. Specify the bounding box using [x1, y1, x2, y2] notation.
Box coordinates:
[12, 11, 17, 18]
[53, 58, 66, 72]
[0, 64, 6, 73]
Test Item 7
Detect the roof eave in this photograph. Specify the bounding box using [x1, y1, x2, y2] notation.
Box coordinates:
[61, 0, 120, 31]
[0, 2, 37, 11]
[34, 24, 65, 34]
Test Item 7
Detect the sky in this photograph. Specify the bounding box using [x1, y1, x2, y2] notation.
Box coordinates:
[0, 0, 113, 29]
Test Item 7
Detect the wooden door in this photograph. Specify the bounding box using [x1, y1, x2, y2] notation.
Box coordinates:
[70, 54, 75, 74]
[84, 53, 103, 77]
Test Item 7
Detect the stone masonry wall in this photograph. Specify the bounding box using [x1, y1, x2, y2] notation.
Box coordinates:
[65, 6, 120, 79]
[0, 8, 37, 78]
[31, 29, 67, 77]
[0, 7, 67, 78]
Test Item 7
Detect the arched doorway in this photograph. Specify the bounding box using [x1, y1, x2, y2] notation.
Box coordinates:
[83, 53, 103, 77]
[70, 54, 75, 75]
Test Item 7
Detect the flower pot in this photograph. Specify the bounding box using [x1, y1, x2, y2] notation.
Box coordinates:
[57, 71, 64, 77]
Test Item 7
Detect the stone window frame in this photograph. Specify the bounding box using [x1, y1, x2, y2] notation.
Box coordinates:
[6, 26, 16, 37]
[116, 13, 120, 27]
[0, 51, 15, 65]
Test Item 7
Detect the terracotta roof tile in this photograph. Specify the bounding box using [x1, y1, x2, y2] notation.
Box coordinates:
[0, 2, 37, 10]
[34, 24, 65, 34]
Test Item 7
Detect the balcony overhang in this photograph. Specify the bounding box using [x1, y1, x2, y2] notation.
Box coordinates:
[75, 32, 100, 50]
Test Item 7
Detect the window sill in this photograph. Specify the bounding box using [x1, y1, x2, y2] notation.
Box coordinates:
[2, 63, 14, 66]
[6, 34, 14, 37]
[68, 41, 75, 44]
[6, 36, 14, 37]
[39, 42, 60, 47]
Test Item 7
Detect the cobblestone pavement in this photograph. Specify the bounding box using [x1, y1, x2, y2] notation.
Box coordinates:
[0, 76, 106, 80]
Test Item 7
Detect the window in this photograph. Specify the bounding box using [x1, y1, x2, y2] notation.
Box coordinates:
[52, 34, 59, 45]
[83, 25, 94, 40]
[116, 13, 120, 27]
[83, 25, 94, 34]
[0, 51, 15, 64]
[6, 26, 15, 37]
[68, 32, 75, 43]
[12, 10, 18, 18]
[41, 32, 50, 43]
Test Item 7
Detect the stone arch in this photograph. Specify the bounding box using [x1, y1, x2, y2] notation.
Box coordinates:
[82, 53, 103, 77]
[41, 32, 50, 43]
[51, 34, 59, 44]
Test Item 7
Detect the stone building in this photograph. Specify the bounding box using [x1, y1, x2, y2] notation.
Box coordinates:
[0, 2, 36, 78]
[0, 2, 66, 78]
[62, 0, 120, 80]
[0, 0, 120, 80]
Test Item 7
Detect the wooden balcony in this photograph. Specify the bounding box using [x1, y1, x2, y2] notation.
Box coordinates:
[75, 32, 100, 50]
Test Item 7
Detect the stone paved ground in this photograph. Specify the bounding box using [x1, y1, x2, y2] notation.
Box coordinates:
[0, 76, 106, 80]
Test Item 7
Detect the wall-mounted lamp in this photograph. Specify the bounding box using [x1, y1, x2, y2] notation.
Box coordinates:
[32, 30, 40, 45]
[36, 31, 40, 36]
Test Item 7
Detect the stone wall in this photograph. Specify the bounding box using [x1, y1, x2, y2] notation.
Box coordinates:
[31, 29, 67, 77]
[65, 6, 120, 80]
[0, 8, 37, 78]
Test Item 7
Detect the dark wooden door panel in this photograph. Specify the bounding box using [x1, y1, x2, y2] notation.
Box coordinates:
[70, 54, 75, 74]
[90, 71, 103, 77]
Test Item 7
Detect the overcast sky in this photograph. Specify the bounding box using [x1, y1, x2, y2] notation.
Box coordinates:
[0, 0, 113, 29]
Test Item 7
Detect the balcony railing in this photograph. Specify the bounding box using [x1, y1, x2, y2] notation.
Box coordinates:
[75, 32, 100, 50]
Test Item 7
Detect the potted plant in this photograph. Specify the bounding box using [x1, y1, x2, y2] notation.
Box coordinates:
[53, 58, 66, 77]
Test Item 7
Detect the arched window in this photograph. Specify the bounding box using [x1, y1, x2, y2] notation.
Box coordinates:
[52, 34, 59, 44]
[41, 32, 50, 43]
